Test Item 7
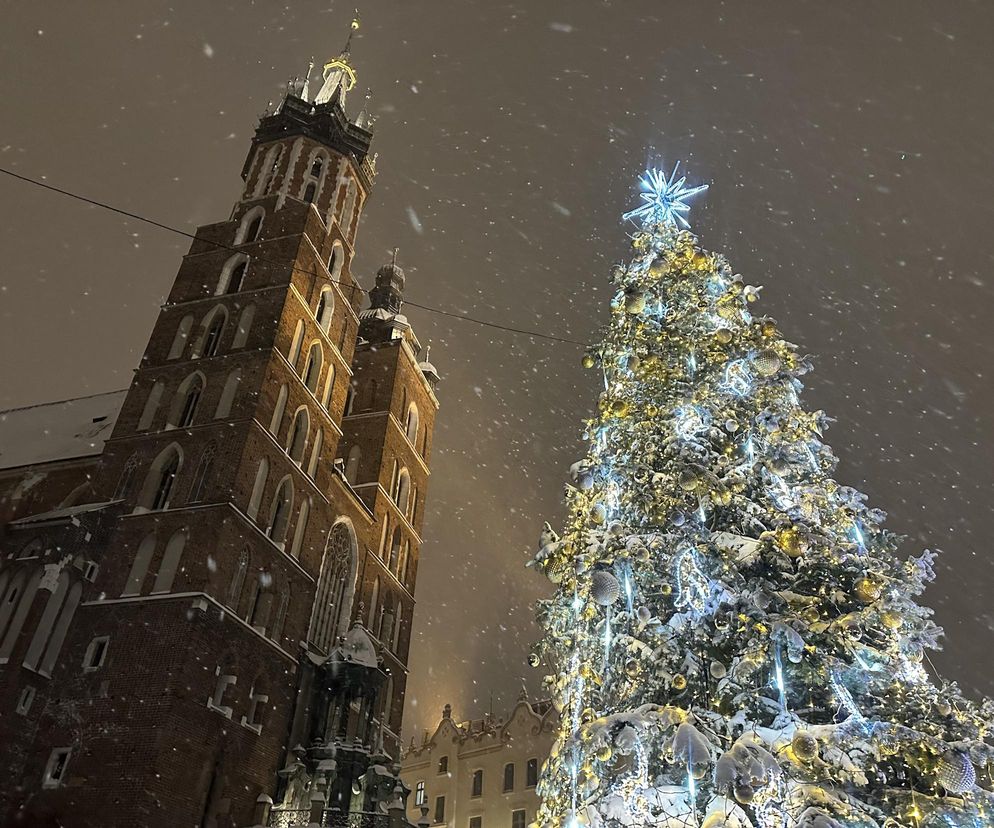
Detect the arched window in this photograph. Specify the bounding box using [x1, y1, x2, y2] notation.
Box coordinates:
[114, 453, 140, 500]
[247, 572, 275, 631]
[300, 152, 328, 205]
[0, 569, 42, 660]
[227, 548, 249, 610]
[315, 287, 335, 333]
[392, 607, 403, 652]
[398, 542, 410, 587]
[395, 468, 411, 514]
[23, 572, 69, 672]
[138, 382, 165, 431]
[272, 587, 290, 643]
[405, 403, 420, 443]
[189, 443, 217, 503]
[380, 596, 395, 645]
[193, 306, 229, 357]
[289, 498, 310, 559]
[321, 363, 336, 408]
[308, 521, 358, 652]
[255, 144, 284, 196]
[39, 582, 82, 676]
[344, 384, 356, 416]
[247, 457, 268, 520]
[226, 261, 247, 295]
[388, 527, 402, 573]
[232, 304, 255, 349]
[269, 385, 288, 434]
[340, 179, 358, 236]
[329, 240, 345, 281]
[152, 530, 187, 593]
[168, 373, 205, 429]
[266, 477, 294, 546]
[288, 320, 305, 367]
[303, 342, 323, 393]
[344, 445, 361, 485]
[235, 207, 265, 245]
[367, 577, 380, 630]
[123, 534, 156, 596]
[214, 370, 240, 419]
[168, 315, 194, 359]
[202, 313, 226, 355]
[287, 408, 310, 463]
[307, 430, 324, 478]
[137, 444, 183, 512]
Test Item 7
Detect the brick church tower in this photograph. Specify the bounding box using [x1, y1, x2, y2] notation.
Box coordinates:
[0, 19, 439, 828]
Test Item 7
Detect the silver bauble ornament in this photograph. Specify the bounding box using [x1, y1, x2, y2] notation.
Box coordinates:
[709, 661, 727, 679]
[751, 349, 781, 378]
[590, 503, 607, 524]
[936, 750, 976, 793]
[590, 570, 621, 606]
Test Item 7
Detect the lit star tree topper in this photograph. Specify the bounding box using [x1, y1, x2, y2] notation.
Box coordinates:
[622, 162, 709, 229]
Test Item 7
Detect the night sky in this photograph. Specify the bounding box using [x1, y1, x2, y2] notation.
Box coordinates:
[1, 2, 993, 742]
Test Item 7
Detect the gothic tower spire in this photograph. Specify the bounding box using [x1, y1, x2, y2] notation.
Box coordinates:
[314, 10, 361, 106]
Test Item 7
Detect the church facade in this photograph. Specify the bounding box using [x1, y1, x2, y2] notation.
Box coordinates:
[0, 25, 438, 828]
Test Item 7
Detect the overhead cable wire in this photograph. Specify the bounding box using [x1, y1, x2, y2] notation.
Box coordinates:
[0, 166, 591, 347]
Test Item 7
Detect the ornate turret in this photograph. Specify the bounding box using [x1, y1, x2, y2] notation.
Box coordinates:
[370, 248, 405, 314]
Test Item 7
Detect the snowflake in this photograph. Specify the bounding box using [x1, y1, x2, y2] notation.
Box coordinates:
[622, 162, 708, 229]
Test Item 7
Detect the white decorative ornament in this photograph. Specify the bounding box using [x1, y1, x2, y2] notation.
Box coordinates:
[751, 349, 781, 378]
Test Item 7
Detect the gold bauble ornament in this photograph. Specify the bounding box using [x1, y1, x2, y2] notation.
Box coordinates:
[646, 404, 659, 418]
[581, 354, 597, 369]
[791, 731, 819, 762]
[776, 526, 805, 558]
[612, 399, 630, 418]
[660, 583, 673, 596]
[752, 349, 782, 378]
[596, 744, 613, 762]
[935, 700, 953, 717]
[671, 674, 687, 691]
[760, 319, 777, 337]
[800, 606, 820, 625]
[648, 257, 667, 278]
[624, 659, 640, 678]
[715, 327, 733, 344]
[880, 610, 903, 629]
[528, 652, 541, 667]
[717, 303, 739, 320]
[589, 503, 607, 525]
[626, 354, 641, 373]
[854, 577, 881, 604]
[625, 292, 647, 314]
[678, 469, 700, 491]
[690, 252, 709, 269]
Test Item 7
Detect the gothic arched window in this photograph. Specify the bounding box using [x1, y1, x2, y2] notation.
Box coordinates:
[114, 453, 140, 500]
[138, 381, 165, 431]
[189, 443, 217, 503]
[232, 304, 255, 349]
[247, 457, 269, 520]
[168, 315, 194, 360]
[214, 370, 240, 419]
[289, 497, 310, 560]
[388, 528, 402, 573]
[316, 286, 335, 333]
[303, 342, 323, 393]
[137, 444, 183, 512]
[288, 320, 305, 367]
[123, 534, 156, 596]
[227, 548, 250, 610]
[152, 529, 187, 594]
[405, 403, 420, 443]
[169, 373, 205, 429]
[394, 468, 411, 514]
[329, 240, 345, 281]
[307, 430, 324, 478]
[236, 207, 264, 245]
[266, 477, 294, 545]
[308, 522, 357, 652]
[287, 408, 310, 463]
[202, 314, 226, 356]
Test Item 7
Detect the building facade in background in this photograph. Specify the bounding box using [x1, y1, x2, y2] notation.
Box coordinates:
[0, 24, 439, 828]
[400, 695, 557, 828]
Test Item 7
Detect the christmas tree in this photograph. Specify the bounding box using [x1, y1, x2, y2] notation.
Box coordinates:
[532, 164, 994, 828]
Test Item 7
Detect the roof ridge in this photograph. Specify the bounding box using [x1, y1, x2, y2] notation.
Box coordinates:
[0, 388, 129, 416]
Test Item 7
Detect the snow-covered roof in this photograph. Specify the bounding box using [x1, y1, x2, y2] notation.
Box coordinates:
[0, 390, 127, 471]
[329, 624, 380, 669]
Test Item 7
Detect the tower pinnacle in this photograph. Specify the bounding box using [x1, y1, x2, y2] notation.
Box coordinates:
[314, 11, 361, 106]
